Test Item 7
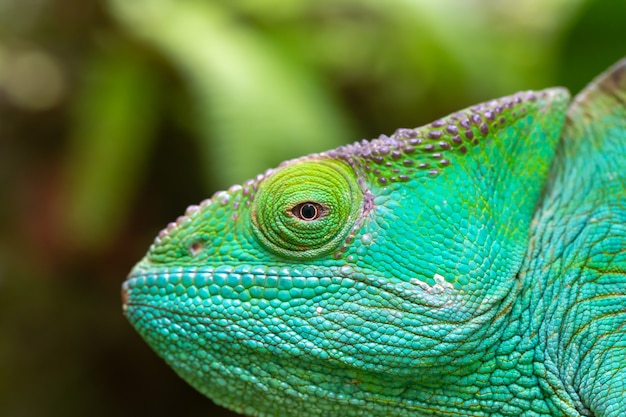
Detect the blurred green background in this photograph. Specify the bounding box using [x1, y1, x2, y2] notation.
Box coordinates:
[1, 0, 624, 416]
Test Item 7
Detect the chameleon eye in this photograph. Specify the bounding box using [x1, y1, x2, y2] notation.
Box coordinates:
[292, 202, 325, 221]
[251, 159, 363, 258]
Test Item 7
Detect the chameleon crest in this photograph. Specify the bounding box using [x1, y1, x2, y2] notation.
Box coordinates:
[124, 59, 626, 417]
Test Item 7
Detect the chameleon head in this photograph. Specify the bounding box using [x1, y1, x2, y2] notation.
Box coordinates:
[123, 88, 568, 415]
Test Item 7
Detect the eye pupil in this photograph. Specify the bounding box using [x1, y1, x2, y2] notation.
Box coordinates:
[294, 202, 322, 221]
[300, 203, 317, 220]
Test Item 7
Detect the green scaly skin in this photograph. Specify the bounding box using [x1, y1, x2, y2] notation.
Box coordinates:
[123, 59, 626, 416]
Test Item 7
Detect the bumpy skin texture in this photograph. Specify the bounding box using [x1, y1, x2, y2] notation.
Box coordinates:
[123, 60, 626, 416]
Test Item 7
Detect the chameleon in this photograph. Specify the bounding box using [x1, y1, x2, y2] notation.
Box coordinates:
[123, 58, 626, 417]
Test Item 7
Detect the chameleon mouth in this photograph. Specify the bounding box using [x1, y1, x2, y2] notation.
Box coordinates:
[121, 262, 457, 319]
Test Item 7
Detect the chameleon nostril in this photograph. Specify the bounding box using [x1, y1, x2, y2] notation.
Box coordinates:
[189, 241, 204, 256]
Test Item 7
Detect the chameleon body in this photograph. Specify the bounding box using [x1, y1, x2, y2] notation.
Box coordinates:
[123, 59, 626, 416]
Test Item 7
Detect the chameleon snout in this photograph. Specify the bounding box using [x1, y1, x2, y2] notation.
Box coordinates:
[121, 281, 129, 312]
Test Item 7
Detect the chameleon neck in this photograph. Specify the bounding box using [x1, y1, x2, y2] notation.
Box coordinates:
[517, 61, 626, 417]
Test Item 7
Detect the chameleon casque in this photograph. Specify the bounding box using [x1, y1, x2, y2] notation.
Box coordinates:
[123, 59, 626, 416]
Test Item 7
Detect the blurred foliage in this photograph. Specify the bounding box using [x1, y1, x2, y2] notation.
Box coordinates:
[1, 0, 624, 416]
